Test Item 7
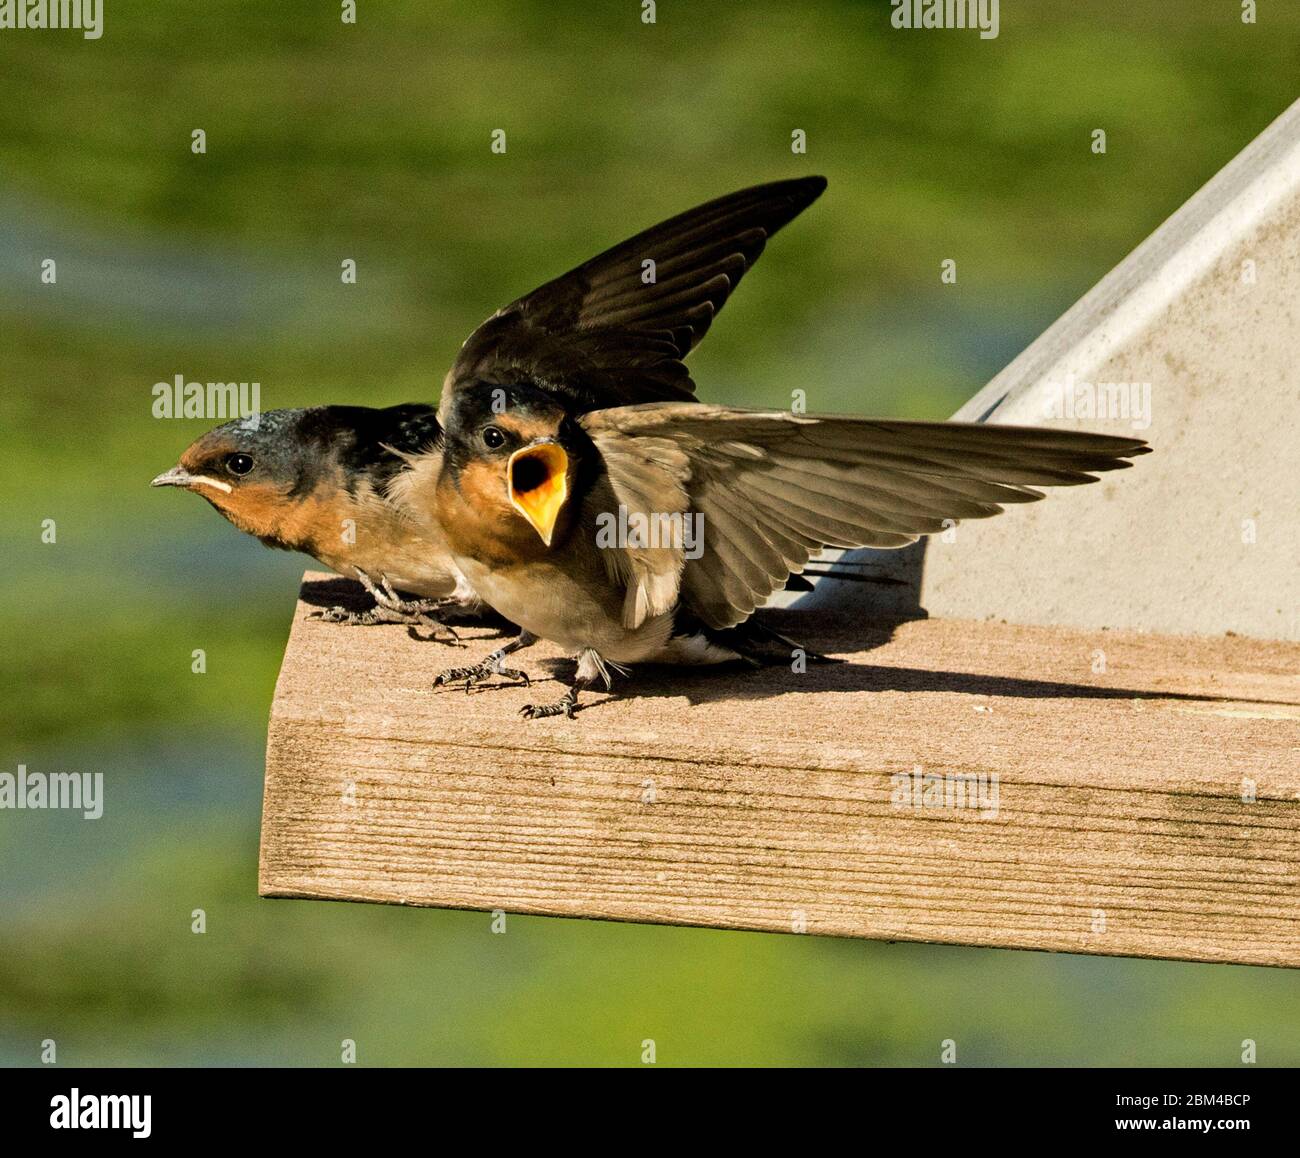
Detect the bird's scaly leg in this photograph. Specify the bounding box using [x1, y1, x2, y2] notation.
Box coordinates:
[520, 648, 616, 720]
[433, 631, 537, 692]
[311, 570, 459, 641]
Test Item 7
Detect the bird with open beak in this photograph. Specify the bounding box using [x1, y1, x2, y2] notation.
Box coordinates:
[151, 177, 831, 635]
[431, 385, 1149, 718]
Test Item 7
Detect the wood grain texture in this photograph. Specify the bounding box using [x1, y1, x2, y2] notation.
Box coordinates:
[260, 573, 1300, 967]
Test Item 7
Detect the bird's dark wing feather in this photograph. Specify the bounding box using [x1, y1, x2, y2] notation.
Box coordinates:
[583, 404, 1150, 630]
[442, 177, 827, 413]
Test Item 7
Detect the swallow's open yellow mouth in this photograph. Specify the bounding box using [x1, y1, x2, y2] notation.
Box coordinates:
[508, 441, 568, 546]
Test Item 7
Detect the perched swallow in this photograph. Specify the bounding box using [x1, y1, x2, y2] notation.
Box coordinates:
[153, 177, 830, 633]
[431, 386, 1150, 718]
[151, 404, 471, 634]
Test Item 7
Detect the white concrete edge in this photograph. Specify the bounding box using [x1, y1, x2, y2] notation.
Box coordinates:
[785, 97, 1300, 613]
[956, 97, 1300, 422]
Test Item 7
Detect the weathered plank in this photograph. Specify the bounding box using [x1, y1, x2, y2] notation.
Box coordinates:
[260, 573, 1300, 967]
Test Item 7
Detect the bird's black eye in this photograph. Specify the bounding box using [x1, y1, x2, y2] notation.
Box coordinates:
[225, 453, 254, 476]
[482, 426, 506, 450]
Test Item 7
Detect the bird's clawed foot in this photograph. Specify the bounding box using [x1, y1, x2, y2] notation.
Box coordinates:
[310, 572, 460, 642]
[432, 632, 537, 693]
[518, 690, 578, 720]
[518, 648, 612, 721]
[433, 655, 531, 693]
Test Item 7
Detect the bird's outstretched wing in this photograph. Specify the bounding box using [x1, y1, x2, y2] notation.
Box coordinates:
[441, 177, 827, 414]
[582, 403, 1151, 630]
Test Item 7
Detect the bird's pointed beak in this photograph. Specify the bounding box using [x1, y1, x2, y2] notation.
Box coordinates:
[508, 440, 569, 547]
[150, 465, 194, 489]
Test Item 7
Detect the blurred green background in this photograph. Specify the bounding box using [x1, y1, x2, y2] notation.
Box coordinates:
[3, 0, 1298, 1066]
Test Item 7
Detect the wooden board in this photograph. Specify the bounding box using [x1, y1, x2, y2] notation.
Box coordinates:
[259, 573, 1300, 967]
